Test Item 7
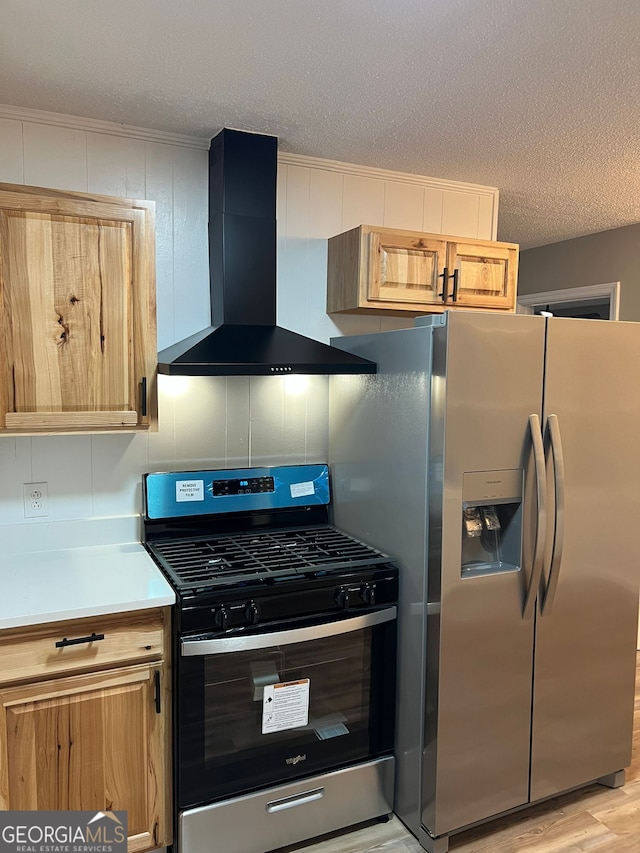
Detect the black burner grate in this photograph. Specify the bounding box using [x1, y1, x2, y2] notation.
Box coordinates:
[147, 524, 390, 592]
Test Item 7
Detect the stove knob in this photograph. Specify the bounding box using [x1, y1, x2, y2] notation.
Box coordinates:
[335, 586, 351, 609]
[244, 600, 260, 625]
[213, 606, 229, 630]
[360, 583, 376, 606]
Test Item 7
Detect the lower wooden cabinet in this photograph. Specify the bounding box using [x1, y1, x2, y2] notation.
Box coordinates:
[0, 610, 171, 853]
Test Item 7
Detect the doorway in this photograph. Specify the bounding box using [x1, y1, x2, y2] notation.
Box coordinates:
[516, 282, 620, 320]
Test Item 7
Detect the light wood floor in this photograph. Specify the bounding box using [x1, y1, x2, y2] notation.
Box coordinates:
[282, 655, 640, 853]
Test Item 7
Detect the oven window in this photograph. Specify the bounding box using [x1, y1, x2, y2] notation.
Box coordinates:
[177, 617, 396, 807]
[205, 630, 369, 759]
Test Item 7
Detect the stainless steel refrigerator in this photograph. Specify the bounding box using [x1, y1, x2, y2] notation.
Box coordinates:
[328, 311, 640, 853]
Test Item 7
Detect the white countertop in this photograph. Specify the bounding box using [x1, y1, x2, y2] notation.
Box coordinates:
[0, 542, 175, 630]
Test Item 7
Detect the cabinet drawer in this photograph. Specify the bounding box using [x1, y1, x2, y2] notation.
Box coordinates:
[0, 609, 164, 685]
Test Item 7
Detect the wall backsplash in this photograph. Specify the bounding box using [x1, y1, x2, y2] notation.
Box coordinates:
[0, 105, 497, 553]
[0, 375, 328, 553]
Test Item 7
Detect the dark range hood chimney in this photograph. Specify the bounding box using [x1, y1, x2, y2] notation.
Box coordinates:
[157, 128, 376, 376]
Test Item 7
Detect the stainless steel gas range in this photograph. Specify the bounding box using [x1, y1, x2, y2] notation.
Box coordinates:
[142, 463, 398, 853]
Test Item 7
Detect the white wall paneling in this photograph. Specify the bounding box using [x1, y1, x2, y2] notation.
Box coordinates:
[0, 105, 498, 551]
[248, 377, 286, 466]
[383, 181, 424, 231]
[0, 438, 33, 524]
[478, 193, 497, 240]
[282, 376, 311, 463]
[342, 174, 386, 233]
[173, 377, 227, 468]
[442, 190, 481, 239]
[148, 378, 177, 469]
[171, 145, 210, 343]
[308, 169, 344, 239]
[0, 118, 24, 182]
[23, 122, 87, 191]
[303, 376, 330, 463]
[91, 434, 150, 518]
[225, 377, 252, 468]
[87, 132, 146, 198]
[279, 150, 499, 241]
[145, 142, 176, 350]
[30, 435, 93, 521]
[279, 164, 311, 333]
[423, 186, 445, 234]
[305, 169, 344, 343]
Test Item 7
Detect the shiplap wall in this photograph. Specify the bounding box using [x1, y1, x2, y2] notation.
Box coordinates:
[0, 107, 497, 552]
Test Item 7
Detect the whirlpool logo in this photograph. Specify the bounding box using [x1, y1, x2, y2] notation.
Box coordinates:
[285, 754, 307, 766]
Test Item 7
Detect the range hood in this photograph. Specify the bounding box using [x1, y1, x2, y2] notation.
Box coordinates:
[157, 128, 376, 376]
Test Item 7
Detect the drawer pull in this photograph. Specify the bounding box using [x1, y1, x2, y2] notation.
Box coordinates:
[55, 632, 105, 648]
[266, 787, 325, 813]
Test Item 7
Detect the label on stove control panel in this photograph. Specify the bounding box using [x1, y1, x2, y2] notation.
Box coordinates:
[262, 678, 310, 734]
[175, 480, 205, 502]
[290, 481, 315, 499]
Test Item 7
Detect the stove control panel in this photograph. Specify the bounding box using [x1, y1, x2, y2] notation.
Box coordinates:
[179, 569, 398, 636]
[144, 463, 330, 519]
[213, 476, 274, 496]
[335, 582, 378, 609]
[212, 600, 262, 629]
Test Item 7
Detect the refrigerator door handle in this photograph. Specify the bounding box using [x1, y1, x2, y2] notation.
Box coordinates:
[523, 413, 547, 619]
[541, 414, 566, 614]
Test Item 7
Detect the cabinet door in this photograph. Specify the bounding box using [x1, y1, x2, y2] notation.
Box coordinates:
[446, 240, 518, 310]
[0, 664, 168, 853]
[0, 183, 156, 433]
[367, 230, 446, 307]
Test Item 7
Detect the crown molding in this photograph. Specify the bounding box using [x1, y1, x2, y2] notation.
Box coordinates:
[0, 103, 210, 150]
[278, 151, 499, 197]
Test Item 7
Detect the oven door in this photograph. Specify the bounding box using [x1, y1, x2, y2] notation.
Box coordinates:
[177, 606, 397, 808]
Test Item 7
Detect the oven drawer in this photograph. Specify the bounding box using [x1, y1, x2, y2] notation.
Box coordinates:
[0, 608, 165, 685]
[180, 755, 394, 853]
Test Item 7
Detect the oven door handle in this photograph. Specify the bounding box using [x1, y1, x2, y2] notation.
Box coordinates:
[180, 606, 397, 656]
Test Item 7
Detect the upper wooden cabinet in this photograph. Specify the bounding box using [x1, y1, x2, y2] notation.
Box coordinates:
[327, 225, 519, 316]
[0, 182, 157, 434]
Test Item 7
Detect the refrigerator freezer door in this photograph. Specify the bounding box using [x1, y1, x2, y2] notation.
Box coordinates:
[530, 318, 640, 801]
[423, 311, 546, 837]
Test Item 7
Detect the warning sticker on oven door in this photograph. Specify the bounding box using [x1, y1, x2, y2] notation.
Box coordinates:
[262, 679, 310, 734]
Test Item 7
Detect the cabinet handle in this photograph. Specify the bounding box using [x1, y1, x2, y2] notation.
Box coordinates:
[451, 268, 459, 301]
[55, 632, 105, 648]
[438, 266, 449, 301]
[154, 669, 161, 714]
[141, 376, 148, 417]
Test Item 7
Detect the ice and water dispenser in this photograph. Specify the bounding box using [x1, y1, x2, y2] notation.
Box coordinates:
[461, 469, 523, 577]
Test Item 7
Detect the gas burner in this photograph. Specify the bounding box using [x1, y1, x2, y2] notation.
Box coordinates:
[147, 524, 389, 594]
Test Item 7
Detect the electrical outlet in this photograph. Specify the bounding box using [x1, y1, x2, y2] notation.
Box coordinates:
[23, 482, 49, 518]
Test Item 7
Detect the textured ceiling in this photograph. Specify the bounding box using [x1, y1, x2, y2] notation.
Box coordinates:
[1, 0, 640, 249]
